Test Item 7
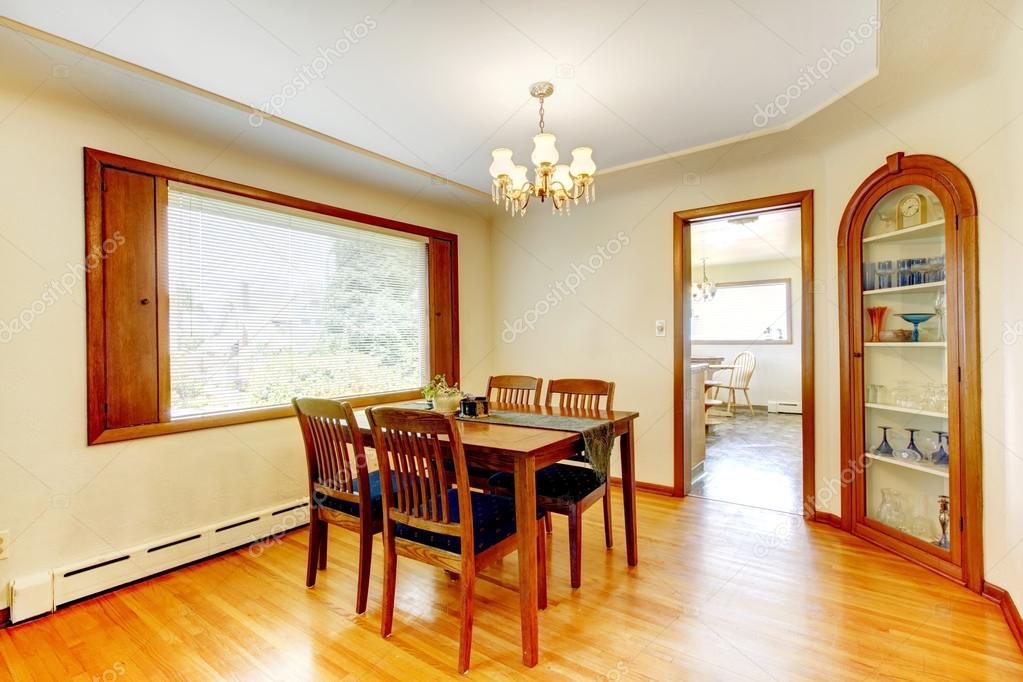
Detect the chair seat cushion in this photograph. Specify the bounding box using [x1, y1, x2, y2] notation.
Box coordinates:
[317, 470, 392, 519]
[489, 463, 605, 502]
[395, 489, 544, 555]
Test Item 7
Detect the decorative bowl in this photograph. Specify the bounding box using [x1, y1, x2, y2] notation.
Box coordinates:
[433, 394, 462, 414]
[879, 329, 912, 342]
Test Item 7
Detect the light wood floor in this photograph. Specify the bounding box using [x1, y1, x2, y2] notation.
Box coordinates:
[1, 494, 1020, 680]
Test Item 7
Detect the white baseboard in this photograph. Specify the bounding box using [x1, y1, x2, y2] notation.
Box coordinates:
[9, 498, 309, 623]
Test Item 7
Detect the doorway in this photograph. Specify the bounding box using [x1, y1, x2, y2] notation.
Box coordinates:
[673, 191, 815, 518]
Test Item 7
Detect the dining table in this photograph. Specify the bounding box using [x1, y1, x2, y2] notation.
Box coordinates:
[353, 401, 640, 667]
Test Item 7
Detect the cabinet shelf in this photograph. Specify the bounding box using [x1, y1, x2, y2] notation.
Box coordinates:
[862, 218, 945, 244]
[865, 402, 947, 419]
[864, 342, 946, 348]
[864, 452, 949, 478]
[863, 281, 945, 296]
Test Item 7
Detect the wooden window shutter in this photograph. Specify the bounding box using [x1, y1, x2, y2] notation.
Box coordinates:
[428, 236, 459, 384]
[88, 166, 162, 439]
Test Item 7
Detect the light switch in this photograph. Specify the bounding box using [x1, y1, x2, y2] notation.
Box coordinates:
[655, 320, 666, 337]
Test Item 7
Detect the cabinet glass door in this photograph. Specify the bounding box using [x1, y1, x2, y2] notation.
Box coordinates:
[860, 185, 952, 551]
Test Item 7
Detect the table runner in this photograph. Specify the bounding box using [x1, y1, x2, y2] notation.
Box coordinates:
[457, 410, 616, 479]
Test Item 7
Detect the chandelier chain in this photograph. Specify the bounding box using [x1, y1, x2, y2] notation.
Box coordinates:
[537, 96, 545, 133]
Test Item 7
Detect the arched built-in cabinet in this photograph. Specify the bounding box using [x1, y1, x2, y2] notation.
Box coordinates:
[838, 152, 982, 591]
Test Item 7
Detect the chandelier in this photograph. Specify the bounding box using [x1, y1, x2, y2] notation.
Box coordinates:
[693, 258, 716, 303]
[488, 81, 597, 216]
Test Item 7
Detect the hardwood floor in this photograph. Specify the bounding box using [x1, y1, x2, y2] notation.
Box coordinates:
[1, 494, 1020, 680]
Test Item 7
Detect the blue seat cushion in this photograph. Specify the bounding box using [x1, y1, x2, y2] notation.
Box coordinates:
[489, 463, 605, 502]
[395, 489, 544, 555]
[317, 470, 393, 519]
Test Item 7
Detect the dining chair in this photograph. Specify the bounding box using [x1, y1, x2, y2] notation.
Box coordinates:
[292, 397, 383, 614]
[491, 377, 615, 588]
[367, 406, 547, 673]
[713, 351, 757, 416]
[485, 374, 543, 406]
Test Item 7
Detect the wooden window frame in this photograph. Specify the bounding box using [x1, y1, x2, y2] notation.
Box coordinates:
[691, 277, 794, 345]
[85, 148, 459, 445]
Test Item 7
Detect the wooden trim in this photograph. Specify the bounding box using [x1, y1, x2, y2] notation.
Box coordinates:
[837, 153, 982, 591]
[84, 148, 459, 242]
[814, 511, 842, 528]
[0, 607, 8, 628]
[983, 582, 1023, 653]
[85, 148, 457, 445]
[91, 389, 423, 444]
[674, 190, 815, 517]
[608, 476, 674, 497]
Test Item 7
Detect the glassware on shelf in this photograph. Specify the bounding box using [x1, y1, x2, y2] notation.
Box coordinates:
[876, 260, 894, 289]
[936, 495, 951, 549]
[897, 313, 936, 342]
[878, 212, 894, 233]
[934, 291, 946, 341]
[930, 431, 949, 466]
[866, 384, 888, 404]
[863, 262, 877, 291]
[895, 428, 924, 462]
[891, 382, 923, 410]
[877, 488, 907, 531]
[867, 306, 889, 343]
[873, 426, 894, 456]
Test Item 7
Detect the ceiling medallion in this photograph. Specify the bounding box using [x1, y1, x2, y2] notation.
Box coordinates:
[488, 81, 597, 217]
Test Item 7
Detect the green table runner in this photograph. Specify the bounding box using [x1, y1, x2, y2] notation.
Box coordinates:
[457, 410, 616, 480]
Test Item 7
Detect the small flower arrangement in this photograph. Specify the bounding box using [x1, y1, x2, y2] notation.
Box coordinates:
[422, 374, 462, 412]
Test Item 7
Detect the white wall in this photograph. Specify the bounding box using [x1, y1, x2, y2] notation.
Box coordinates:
[491, 0, 1023, 605]
[0, 30, 492, 610]
[692, 258, 803, 407]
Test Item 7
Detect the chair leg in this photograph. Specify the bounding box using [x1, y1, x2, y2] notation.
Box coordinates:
[458, 571, 476, 674]
[381, 527, 397, 638]
[355, 526, 373, 614]
[305, 517, 321, 588]
[727, 388, 736, 416]
[744, 389, 755, 416]
[537, 525, 548, 610]
[318, 522, 328, 570]
[568, 507, 582, 589]
[602, 486, 614, 549]
[544, 511, 553, 534]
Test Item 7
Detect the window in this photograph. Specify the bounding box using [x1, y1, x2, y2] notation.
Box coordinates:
[84, 149, 458, 444]
[691, 279, 792, 344]
[166, 185, 430, 418]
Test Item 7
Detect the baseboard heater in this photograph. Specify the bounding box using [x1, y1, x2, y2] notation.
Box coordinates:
[8, 498, 309, 623]
[767, 400, 802, 414]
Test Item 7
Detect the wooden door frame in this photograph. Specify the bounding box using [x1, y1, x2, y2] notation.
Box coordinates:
[673, 191, 816, 519]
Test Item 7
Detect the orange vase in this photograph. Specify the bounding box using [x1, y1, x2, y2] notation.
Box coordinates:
[867, 306, 889, 343]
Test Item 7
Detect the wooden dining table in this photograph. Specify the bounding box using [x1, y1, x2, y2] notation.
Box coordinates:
[353, 401, 640, 667]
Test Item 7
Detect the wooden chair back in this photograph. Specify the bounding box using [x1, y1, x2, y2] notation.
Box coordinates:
[366, 407, 473, 550]
[729, 352, 757, 389]
[486, 374, 543, 406]
[293, 398, 371, 513]
[545, 378, 615, 411]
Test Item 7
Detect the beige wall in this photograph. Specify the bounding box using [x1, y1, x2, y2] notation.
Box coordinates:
[692, 258, 803, 408]
[0, 33, 492, 609]
[492, 0, 1023, 603]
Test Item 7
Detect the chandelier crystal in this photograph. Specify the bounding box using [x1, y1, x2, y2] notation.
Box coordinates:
[489, 82, 597, 216]
[693, 258, 717, 303]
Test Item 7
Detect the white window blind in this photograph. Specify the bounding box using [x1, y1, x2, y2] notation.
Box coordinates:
[691, 280, 791, 343]
[166, 183, 430, 418]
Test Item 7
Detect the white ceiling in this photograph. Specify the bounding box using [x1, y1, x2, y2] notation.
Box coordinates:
[691, 207, 802, 265]
[0, 0, 879, 192]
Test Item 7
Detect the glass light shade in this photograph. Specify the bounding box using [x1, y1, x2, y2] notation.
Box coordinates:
[552, 164, 573, 190]
[489, 148, 514, 179]
[570, 147, 596, 177]
[531, 133, 559, 167]
[508, 164, 529, 192]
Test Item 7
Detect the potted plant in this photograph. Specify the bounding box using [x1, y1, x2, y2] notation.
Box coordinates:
[423, 374, 462, 413]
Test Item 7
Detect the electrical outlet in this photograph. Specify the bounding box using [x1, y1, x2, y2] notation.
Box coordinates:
[0, 530, 8, 560]
[655, 320, 667, 337]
